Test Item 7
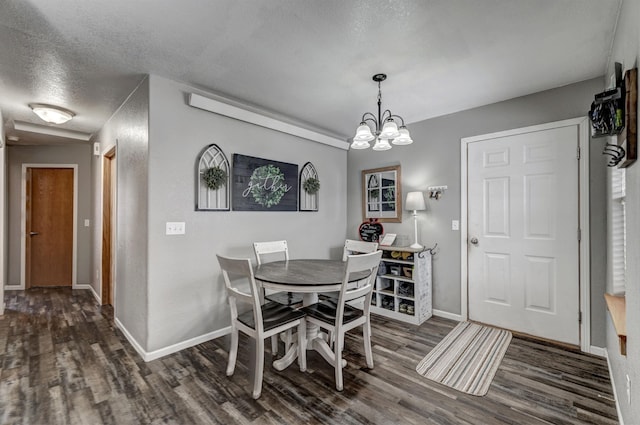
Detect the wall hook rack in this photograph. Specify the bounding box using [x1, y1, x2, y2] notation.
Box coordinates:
[603, 143, 626, 167]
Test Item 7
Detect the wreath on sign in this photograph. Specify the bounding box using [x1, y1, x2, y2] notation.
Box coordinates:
[250, 165, 287, 207]
[303, 177, 320, 194]
[202, 166, 227, 190]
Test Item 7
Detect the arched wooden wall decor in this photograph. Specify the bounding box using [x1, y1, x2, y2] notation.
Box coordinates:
[299, 162, 319, 211]
[196, 144, 230, 211]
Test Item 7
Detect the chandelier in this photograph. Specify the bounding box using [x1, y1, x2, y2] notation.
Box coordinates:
[351, 73, 413, 150]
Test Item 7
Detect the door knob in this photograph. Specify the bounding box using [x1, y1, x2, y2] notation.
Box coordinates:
[470, 237, 479, 246]
[29, 232, 39, 236]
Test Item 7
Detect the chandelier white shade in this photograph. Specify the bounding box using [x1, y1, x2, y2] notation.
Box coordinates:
[350, 73, 413, 150]
[29, 103, 75, 124]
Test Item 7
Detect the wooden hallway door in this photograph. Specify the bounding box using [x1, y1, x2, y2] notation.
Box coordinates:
[26, 167, 74, 287]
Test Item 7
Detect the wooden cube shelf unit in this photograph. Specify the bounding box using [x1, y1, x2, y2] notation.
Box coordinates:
[371, 246, 432, 325]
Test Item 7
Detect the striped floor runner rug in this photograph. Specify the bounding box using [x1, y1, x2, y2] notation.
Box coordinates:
[416, 321, 512, 396]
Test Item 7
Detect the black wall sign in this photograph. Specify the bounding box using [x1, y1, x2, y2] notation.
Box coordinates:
[359, 221, 384, 242]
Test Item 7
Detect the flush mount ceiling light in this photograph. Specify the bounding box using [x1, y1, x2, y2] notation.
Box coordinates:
[29, 103, 75, 124]
[351, 73, 413, 151]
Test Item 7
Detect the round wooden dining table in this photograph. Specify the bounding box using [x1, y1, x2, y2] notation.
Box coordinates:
[254, 259, 370, 371]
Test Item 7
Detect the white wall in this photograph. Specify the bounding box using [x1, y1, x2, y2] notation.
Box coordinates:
[92, 77, 150, 348]
[347, 77, 607, 346]
[605, 0, 640, 421]
[145, 75, 348, 352]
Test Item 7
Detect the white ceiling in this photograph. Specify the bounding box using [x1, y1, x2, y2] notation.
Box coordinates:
[0, 0, 621, 146]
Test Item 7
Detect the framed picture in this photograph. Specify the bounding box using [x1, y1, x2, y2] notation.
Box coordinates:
[362, 165, 402, 222]
[232, 154, 298, 211]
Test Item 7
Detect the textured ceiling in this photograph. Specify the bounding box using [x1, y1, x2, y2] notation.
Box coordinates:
[0, 0, 622, 146]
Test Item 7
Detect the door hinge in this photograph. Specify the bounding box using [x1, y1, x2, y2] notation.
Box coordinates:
[578, 228, 581, 241]
[579, 311, 582, 323]
[577, 146, 581, 160]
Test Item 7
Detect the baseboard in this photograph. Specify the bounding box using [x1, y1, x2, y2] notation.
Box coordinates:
[145, 327, 231, 362]
[73, 283, 92, 290]
[4, 285, 25, 291]
[604, 349, 625, 425]
[589, 345, 606, 358]
[432, 309, 463, 321]
[114, 317, 231, 362]
[88, 285, 101, 304]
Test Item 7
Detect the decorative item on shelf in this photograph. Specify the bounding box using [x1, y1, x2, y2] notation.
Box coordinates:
[359, 218, 384, 242]
[379, 233, 396, 246]
[196, 144, 230, 211]
[299, 162, 319, 211]
[406, 191, 426, 249]
[402, 267, 413, 279]
[202, 166, 227, 190]
[351, 73, 413, 151]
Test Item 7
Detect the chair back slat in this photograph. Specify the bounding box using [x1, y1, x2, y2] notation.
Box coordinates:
[216, 254, 264, 332]
[253, 240, 289, 265]
[335, 250, 382, 325]
[342, 239, 379, 261]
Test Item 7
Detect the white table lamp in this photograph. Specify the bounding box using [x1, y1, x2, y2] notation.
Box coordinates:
[406, 191, 426, 249]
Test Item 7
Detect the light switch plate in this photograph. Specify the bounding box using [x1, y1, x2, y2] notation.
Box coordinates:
[451, 220, 459, 231]
[166, 222, 186, 235]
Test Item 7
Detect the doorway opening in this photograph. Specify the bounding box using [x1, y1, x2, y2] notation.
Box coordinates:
[21, 164, 78, 289]
[102, 148, 116, 305]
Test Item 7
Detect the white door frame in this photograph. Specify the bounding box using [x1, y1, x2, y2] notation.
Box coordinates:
[20, 164, 79, 289]
[460, 117, 591, 352]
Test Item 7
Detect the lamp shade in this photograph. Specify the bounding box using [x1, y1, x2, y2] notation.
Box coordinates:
[392, 126, 413, 145]
[372, 138, 392, 151]
[350, 139, 371, 149]
[29, 103, 74, 124]
[379, 119, 400, 139]
[405, 191, 426, 211]
[353, 122, 375, 142]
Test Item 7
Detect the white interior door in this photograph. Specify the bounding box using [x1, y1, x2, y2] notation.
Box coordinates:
[467, 124, 580, 345]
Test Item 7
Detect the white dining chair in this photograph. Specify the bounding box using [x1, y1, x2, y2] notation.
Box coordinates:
[319, 239, 379, 302]
[216, 254, 307, 399]
[253, 240, 304, 355]
[342, 239, 379, 261]
[302, 250, 382, 391]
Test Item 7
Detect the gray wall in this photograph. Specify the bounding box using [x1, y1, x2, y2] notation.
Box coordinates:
[145, 75, 348, 352]
[347, 77, 607, 347]
[605, 0, 640, 421]
[92, 77, 150, 348]
[6, 144, 93, 287]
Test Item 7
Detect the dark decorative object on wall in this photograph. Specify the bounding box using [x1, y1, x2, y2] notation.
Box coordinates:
[233, 154, 298, 211]
[599, 67, 638, 168]
[359, 219, 384, 242]
[196, 144, 230, 211]
[299, 162, 319, 211]
[619, 67, 637, 168]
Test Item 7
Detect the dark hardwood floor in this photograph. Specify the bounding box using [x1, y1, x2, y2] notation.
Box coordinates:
[0, 288, 618, 424]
